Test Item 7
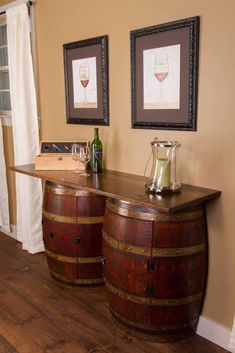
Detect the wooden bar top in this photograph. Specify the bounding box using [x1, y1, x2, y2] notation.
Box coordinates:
[10, 164, 221, 214]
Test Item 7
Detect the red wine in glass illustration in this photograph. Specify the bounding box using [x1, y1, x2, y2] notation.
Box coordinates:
[79, 62, 90, 103]
[154, 53, 169, 103]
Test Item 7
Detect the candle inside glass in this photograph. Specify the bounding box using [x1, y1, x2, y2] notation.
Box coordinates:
[154, 158, 171, 189]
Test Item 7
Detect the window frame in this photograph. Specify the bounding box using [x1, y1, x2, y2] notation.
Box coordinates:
[0, 16, 12, 126]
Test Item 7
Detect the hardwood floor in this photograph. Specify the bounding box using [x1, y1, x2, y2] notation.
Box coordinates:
[0, 231, 229, 353]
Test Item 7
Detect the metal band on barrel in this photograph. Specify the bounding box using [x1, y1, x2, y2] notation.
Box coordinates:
[50, 270, 104, 285]
[43, 210, 104, 224]
[106, 200, 204, 222]
[44, 183, 97, 197]
[105, 280, 202, 306]
[45, 248, 103, 264]
[111, 319, 195, 342]
[102, 231, 205, 257]
[110, 307, 197, 332]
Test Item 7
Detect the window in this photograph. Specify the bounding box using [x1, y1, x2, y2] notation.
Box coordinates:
[0, 16, 11, 126]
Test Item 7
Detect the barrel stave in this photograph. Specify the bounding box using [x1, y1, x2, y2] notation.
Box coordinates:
[103, 198, 208, 341]
[43, 218, 78, 256]
[103, 242, 152, 295]
[153, 217, 206, 248]
[150, 299, 202, 326]
[42, 181, 105, 286]
[47, 258, 78, 284]
[152, 254, 207, 298]
[104, 206, 153, 246]
[151, 207, 207, 299]
[103, 205, 153, 296]
[43, 187, 77, 217]
[78, 263, 103, 280]
[107, 290, 152, 325]
[76, 224, 102, 256]
[77, 195, 106, 216]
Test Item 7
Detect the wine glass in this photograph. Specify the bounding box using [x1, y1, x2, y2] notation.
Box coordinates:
[79, 62, 90, 103]
[77, 145, 91, 176]
[154, 53, 169, 103]
[71, 144, 81, 174]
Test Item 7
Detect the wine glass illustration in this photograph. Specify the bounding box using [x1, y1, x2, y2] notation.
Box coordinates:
[154, 53, 169, 103]
[71, 144, 81, 174]
[79, 62, 90, 104]
[77, 145, 91, 176]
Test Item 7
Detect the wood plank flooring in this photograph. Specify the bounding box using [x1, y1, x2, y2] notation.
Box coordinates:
[0, 231, 229, 353]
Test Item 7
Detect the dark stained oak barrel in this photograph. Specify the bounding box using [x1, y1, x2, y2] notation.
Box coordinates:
[42, 181, 106, 286]
[102, 197, 208, 342]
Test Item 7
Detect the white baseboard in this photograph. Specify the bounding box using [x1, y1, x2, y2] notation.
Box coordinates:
[229, 319, 235, 352]
[197, 316, 232, 351]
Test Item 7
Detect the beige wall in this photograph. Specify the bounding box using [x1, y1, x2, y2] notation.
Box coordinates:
[1, 0, 234, 330]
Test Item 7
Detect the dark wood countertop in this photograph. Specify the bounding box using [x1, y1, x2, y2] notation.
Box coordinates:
[10, 164, 221, 214]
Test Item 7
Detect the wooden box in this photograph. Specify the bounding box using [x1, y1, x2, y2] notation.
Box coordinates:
[35, 140, 88, 171]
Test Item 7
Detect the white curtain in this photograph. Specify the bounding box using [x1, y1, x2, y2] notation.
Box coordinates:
[0, 119, 10, 233]
[229, 317, 235, 352]
[6, 3, 44, 253]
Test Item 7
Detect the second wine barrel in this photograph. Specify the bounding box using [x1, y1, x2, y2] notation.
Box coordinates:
[42, 181, 106, 286]
[102, 197, 207, 342]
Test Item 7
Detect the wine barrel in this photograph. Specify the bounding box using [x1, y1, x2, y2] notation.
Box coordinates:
[42, 181, 106, 286]
[102, 198, 207, 342]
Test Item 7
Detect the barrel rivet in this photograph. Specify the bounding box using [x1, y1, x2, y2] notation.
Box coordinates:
[74, 236, 80, 244]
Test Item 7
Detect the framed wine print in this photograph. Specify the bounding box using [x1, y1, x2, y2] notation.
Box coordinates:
[63, 35, 109, 125]
[131, 16, 200, 131]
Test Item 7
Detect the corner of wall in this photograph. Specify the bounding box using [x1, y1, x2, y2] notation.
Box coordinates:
[197, 315, 232, 351]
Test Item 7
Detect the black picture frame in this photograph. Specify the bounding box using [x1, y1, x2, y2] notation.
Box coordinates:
[63, 35, 109, 125]
[131, 16, 200, 131]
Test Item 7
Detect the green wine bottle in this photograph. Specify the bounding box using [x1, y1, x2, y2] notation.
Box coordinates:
[91, 128, 103, 173]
